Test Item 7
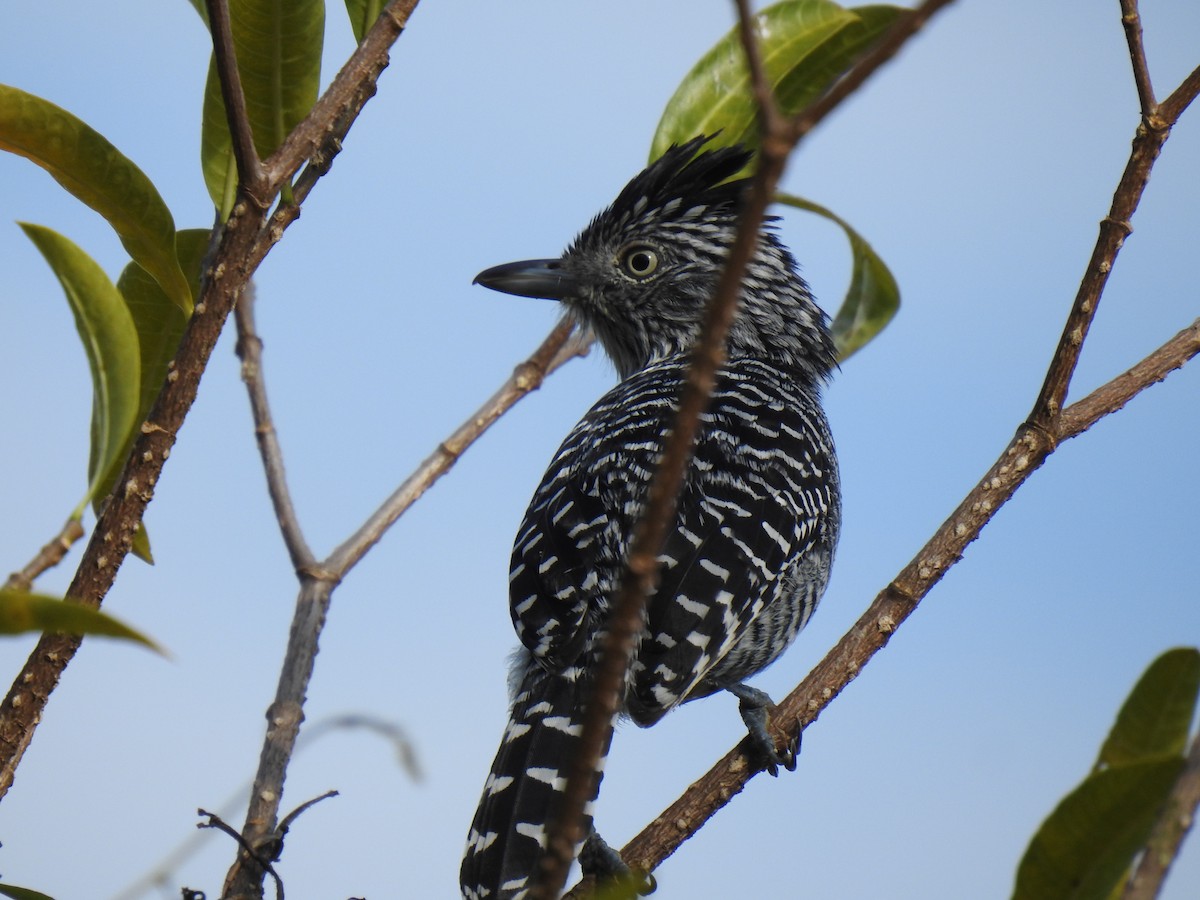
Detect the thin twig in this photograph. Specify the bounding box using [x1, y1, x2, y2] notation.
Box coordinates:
[204, 0, 264, 191]
[3, 518, 85, 593]
[111, 715, 419, 900]
[1058, 318, 1200, 440]
[1158, 63, 1200, 125]
[264, 0, 421, 189]
[199, 808, 285, 900]
[234, 287, 317, 572]
[326, 319, 589, 576]
[1123, 729, 1200, 900]
[1120, 0, 1156, 117]
[1031, 57, 1200, 428]
[786, 0, 958, 145]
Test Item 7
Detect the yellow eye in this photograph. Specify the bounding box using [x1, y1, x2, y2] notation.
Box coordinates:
[621, 245, 659, 279]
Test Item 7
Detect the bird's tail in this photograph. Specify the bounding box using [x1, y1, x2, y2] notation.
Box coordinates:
[461, 664, 609, 899]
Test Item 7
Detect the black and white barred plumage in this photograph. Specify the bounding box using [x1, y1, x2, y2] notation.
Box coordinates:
[461, 136, 840, 899]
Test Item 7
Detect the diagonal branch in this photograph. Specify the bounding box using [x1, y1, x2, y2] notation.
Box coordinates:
[2, 518, 85, 593]
[234, 287, 317, 573]
[1122, 727, 1200, 900]
[1119, 0, 1156, 117]
[205, 0, 264, 191]
[1031, 54, 1198, 428]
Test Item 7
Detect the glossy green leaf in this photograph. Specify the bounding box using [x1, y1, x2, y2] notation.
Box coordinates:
[777, 192, 898, 360]
[1013, 758, 1184, 900]
[185, 0, 210, 28]
[20, 224, 141, 514]
[0, 884, 57, 900]
[200, 0, 325, 214]
[0, 84, 192, 314]
[651, 2, 904, 162]
[0, 590, 164, 654]
[1097, 648, 1200, 770]
[344, 0, 385, 43]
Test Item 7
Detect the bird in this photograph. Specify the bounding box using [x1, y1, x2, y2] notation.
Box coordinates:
[460, 135, 840, 900]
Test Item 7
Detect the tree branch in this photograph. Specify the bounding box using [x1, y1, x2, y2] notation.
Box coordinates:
[234, 287, 317, 573]
[205, 0, 265, 192]
[1122, 728, 1200, 900]
[327, 320, 589, 576]
[2, 518, 85, 593]
[1119, 0, 1156, 117]
[1031, 51, 1199, 429]
[786, 0, 958, 146]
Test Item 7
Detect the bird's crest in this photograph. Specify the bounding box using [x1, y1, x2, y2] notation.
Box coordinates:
[589, 135, 752, 240]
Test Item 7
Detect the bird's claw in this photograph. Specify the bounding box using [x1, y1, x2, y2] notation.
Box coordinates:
[729, 683, 801, 777]
[580, 830, 656, 897]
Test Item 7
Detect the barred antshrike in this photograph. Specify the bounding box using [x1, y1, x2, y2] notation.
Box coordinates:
[461, 136, 840, 899]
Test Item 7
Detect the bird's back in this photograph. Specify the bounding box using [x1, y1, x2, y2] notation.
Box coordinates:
[509, 353, 840, 723]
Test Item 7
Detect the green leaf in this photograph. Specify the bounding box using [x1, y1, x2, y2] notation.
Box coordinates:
[1098, 648, 1200, 770]
[0, 590, 164, 655]
[0, 884, 57, 900]
[650, 1, 904, 163]
[1013, 758, 1184, 900]
[200, 0, 325, 214]
[0, 84, 192, 315]
[344, 0, 384, 43]
[777, 192, 899, 360]
[20, 224, 141, 514]
[185, 0, 210, 28]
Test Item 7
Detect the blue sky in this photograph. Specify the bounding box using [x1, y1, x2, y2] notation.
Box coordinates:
[1, 1, 1198, 898]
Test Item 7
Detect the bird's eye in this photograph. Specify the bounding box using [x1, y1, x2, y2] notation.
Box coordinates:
[620, 245, 660, 280]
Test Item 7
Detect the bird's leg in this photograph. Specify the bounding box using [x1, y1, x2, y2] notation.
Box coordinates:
[727, 683, 799, 777]
[579, 828, 657, 897]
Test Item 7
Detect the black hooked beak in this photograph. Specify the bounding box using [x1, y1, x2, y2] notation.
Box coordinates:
[473, 258, 578, 301]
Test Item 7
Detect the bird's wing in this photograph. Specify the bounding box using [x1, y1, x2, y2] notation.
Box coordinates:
[627, 372, 836, 724]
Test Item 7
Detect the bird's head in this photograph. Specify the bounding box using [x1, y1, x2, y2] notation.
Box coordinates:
[475, 135, 836, 382]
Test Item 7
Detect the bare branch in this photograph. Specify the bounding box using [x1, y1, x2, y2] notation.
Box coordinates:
[1158, 63, 1200, 125]
[234, 286, 317, 572]
[327, 319, 589, 576]
[1058, 318, 1200, 440]
[1123, 729, 1200, 900]
[786, 0, 959, 145]
[3, 518, 85, 593]
[1120, 0, 1157, 116]
[205, 0, 265, 191]
[264, 0, 420, 192]
[1031, 53, 1199, 428]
